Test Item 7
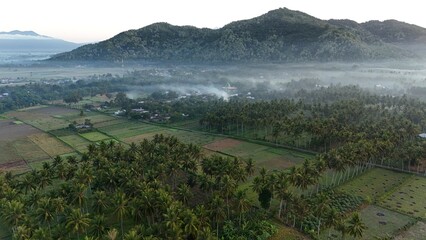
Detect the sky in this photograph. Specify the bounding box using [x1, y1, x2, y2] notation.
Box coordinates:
[1, 0, 425, 43]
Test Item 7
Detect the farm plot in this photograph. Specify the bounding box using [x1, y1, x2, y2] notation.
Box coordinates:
[98, 122, 163, 139]
[0, 141, 23, 164]
[59, 135, 92, 153]
[394, 221, 426, 240]
[80, 131, 111, 142]
[121, 129, 171, 144]
[204, 138, 242, 152]
[0, 120, 41, 141]
[62, 112, 117, 124]
[12, 139, 50, 162]
[380, 176, 426, 218]
[25, 105, 78, 116]
[168, 130, 223, 146]
[93, 118, 128, 128]
[321, 205, 416, 240]
[250, 150, 297, 171]
[338, 168, 411, 200]
[28, 133, 74, 156]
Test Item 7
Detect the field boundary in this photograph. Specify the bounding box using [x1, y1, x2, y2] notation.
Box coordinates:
[141, 120, 318, 156]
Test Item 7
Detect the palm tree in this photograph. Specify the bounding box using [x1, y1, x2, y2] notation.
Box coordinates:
[245, 158, 255, 176]
[90, 214, 108, 239]
[324, 208, 340, 239]
[65, 208, 91, 240]
[124, 229, 140, 240]
[182, 209, 200, 240]
[2, 200, 26, 226]
[163, 204, 183, 238]
[176, 183, 192, 205]
[274, 172, 292, 219]
[347, 212, 367, 239]
[113, 191, 128, 239]
[234, 189, 250, 226]
[209, 194, 226, 239]
[35, 197, 55, 235]
[12, 225, 31, 240]
[314, 193, 330, 237]
[91, 190, 110, 214]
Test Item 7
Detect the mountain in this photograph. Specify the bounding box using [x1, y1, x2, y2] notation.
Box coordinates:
[50, 8, 424, 62]
[0, 30, 81, 52]
[361, 20, 426, 43]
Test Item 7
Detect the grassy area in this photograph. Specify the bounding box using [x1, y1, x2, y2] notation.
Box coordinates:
[79, 131, 111, 142]
[25, 117, 70, 131]
[338, 168, 411, 200]
[59, 135, 91, 153]
[98, 122, 164, 139]
[320, 205, 416, 240]
[270, 220, 309, 240]
[380, 176, 426, 218]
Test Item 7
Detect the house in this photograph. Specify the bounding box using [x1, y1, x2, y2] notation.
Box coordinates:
[419, 133, 426, 139]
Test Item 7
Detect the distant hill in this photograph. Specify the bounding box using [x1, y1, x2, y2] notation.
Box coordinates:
[50, 8, 425, 62]
[0, 30, 81, 52]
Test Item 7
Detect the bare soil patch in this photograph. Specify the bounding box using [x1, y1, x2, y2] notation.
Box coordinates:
[204, 138, 242, 151]
[0, 160, 26, 170]
[0, 120, 41, 141]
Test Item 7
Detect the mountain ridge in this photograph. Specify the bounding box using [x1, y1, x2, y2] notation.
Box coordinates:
[50, 8, 426, 62]
[0, 30, 81, 52]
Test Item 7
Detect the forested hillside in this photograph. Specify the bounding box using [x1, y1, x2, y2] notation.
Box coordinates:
[50, 8, 421, 62]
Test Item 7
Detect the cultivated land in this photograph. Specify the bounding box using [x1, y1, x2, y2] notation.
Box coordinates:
[1, 105, 425, 239]
[321, 205, 416, 240]
[1, 105, 310, 175]
[338, 168, 411, 200]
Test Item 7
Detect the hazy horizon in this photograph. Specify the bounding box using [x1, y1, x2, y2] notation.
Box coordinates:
[1, 0, 426, 43]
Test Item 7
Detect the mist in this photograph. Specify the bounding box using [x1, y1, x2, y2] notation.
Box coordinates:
[125, 83, 230, 101]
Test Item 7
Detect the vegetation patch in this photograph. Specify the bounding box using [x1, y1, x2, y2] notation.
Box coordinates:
[380, 177, 426, 218]
[28, 133, 74, 156]
[168, 130, 223, 145]
[338, 168, 411, 200]
[79, 131, 111, 142]
[59, 134, 91, 153]
[270, 222, 308, 240]
[121, 129, 171, 144]
[26, 117, 70, 131]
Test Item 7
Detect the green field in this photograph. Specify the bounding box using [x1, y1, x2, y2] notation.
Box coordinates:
[98, 122, 164, 139]
[380, 176, 426, 218]
[59, 134, 92, 153]
[338, 168, 411, 200]
[321, 205, 416, 240]
[79, 131, 111, 142]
